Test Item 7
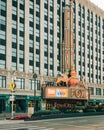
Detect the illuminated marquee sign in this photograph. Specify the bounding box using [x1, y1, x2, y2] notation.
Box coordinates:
[56, 88, 68, 98]
[69, 87, 89, 100]
[45, 87, 89, 100]
[46, 87, 68, 98]
[47, 88, 56, 98]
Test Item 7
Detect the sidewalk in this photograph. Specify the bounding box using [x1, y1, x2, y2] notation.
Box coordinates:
[0, 112, 27, 120]
[0, 119, 24, 124]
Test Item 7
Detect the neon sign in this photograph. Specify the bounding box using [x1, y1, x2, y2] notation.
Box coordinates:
[70, 88, 89, 99]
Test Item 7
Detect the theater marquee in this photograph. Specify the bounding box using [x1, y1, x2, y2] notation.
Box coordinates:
[69, 87, 89, 99]
[45, 87, 68, 98]
[44, 87, 89, 100]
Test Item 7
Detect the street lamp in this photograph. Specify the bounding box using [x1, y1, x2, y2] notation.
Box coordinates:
[33, 73, 37, 112]
[9, 71, 16, 119]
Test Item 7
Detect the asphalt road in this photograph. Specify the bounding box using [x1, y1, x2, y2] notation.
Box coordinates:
[0, 115, 104, 130]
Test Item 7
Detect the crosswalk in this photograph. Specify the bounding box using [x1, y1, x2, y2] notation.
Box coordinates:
[0, 123, 54, 130]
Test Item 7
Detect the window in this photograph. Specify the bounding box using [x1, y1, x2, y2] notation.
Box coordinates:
[49, 70, 53, 76]
[50, 11, 53, 18]
[12, 20, 17, 29]
[50, 23, 53, 30]
[96, 88, 101, 95]
[0, 59, 5, 69]
[20, 10, 24, 18]
[36, 29, 40, 37]
[44, 56, 48, 64]
[29, 40, 33, 47]
[12, 62, 17, 70]
[18, 63, 24, 72]
[20, 0, 24, 5]
[29, 79, 34, 90]
[44, 32, 48, 40]
[0, 76, 6, 88]
[15, 78, 25, 89]
[89, 87, 94, 95]
[12, 6, 17, 15]
[35, 42, 39, 49]
[29, 14, 33, 22]
[35, 67, 40, 75]
[29, 80, 40, 90]
[0, 45, 6, 54]
[50, 46, 53, 53]
[29, 65, 34, 73]
[0, 16, 6, 26]
[44, 8, 48, 16]
[36, 80, 40, 90]
[44, 0, 48, 4]
[36, 54, 39, 62]
[0, 30, 6, 40]
[44, 68, 48, 75]
[19, 38, 24, 46]
[30, 1, 33, 9]
[36, 17, 40, 24]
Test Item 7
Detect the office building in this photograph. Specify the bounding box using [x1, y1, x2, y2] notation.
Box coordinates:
[0, 0, 65, 112]
[63, 0, 104, 103]
[0, 0, 104, 113]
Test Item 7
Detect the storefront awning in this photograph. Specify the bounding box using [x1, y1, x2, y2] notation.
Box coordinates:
[89, 99, 104, 103]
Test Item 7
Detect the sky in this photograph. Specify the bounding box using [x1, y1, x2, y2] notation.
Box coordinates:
[90, 0, 104, 11]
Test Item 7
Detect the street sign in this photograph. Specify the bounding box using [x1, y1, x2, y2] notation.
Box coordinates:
[10, 82, 15, 91]
[10, 96, 15, 101]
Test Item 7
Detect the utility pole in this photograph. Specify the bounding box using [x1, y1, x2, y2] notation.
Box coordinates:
[33, 73, 37, 112]
[10, 80, 15, 119]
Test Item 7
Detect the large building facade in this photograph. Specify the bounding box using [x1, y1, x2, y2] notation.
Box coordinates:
[0, 0, 104, 113]
[64, 0, 104, 104]
[0, 0, 64, 113]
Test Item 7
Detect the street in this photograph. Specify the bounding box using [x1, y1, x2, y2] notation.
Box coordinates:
[0, 115, 104, 130]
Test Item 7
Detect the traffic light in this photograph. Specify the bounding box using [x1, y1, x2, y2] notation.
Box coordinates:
[10, 82, 15, 91]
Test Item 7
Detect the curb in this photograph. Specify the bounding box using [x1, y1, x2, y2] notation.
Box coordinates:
[0, 119, 24, 124]
[24, 112, 104, 121]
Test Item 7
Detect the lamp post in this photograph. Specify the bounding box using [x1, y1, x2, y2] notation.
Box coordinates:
[9, 75, 16, 119]
[33, 73, 37, 112]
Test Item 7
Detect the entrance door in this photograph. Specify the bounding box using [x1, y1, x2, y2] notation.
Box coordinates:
[0, 99, 5, 112]
[15, 100, 26, 112]
[36, 101, 41, 111]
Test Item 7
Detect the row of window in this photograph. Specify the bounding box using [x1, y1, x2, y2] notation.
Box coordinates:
[0, 0, 6, 69]
[0, 75, 103, 96]
[77, 3, 104, 28]
[0, 76, 40, 90]
[89, 87, 104, 96]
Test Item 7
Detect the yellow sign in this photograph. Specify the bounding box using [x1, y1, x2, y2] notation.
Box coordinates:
[10, 82, 15, 91]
